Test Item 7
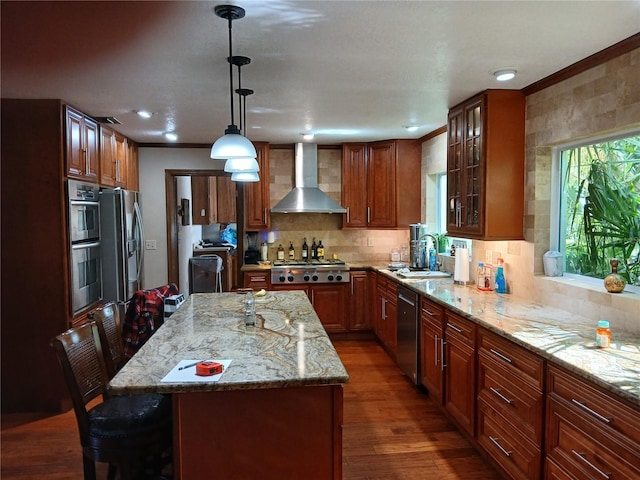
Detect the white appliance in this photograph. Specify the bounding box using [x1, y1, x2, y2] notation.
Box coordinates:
[100, 187, 145, 309]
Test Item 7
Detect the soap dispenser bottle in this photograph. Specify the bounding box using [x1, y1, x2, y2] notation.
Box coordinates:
[495, 258, 507, 293]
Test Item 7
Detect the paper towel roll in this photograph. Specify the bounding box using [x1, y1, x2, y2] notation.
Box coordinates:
[454, 247, 469, 284]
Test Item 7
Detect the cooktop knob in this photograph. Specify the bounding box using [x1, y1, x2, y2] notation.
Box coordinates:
[312, 273, 319, 281]
[278, 274, 285, 282]
[303, 273, 310, 281]
[327, 273, 334, 281]
[287, 272, 295, 282]
[336, 273, 343, 281]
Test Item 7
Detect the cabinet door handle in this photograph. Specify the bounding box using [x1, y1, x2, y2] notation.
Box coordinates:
[490, 348, 513, 364]
[441, 339, 446, 369]
[434, 334, 439, 366]
[367, 207, 370, 224]
[489, 436, 512, 457]
[490, 387, 514, 405]
[263, 208, 267, 224]
[422, 308, 436, 317]
[446, 322, 463, 333]
[571, 450, 611, 479]
[346, 207, 350, 223]
[381, 297, 386, 320]
[571, 399, 612, 424]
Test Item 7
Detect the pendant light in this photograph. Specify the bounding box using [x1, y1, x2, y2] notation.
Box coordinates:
[224, 55, 260, 175]
[210, 5, 256, 160]
[231, 171, 260, 182]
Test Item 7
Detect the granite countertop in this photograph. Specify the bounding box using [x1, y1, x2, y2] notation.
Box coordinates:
[107, 291, 349, 395]
[375, 268, 640, 407]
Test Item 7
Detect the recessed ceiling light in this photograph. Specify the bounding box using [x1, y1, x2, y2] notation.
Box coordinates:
[494, 69, 517, 81]
[136, 110, 153, 119]
[164, 132, 178, 141]
[302, 133, 314, 141]
[405, 125, 419, 132]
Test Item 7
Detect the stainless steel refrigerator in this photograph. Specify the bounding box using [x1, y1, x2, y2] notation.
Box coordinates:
[100, 187, 145, 309]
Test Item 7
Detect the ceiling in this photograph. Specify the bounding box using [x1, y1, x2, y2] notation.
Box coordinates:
[2, 1, 639, 145]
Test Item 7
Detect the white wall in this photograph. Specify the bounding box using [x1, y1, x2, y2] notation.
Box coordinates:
[138, 147, 225, 289]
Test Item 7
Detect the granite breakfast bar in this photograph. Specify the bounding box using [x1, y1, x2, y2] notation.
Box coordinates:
[108, 290, 349, 480]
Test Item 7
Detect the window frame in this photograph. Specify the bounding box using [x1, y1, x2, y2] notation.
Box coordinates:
[551, 127, 640, 292]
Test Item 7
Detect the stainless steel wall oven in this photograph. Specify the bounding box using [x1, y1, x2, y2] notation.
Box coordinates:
[67, 180, 102, 313]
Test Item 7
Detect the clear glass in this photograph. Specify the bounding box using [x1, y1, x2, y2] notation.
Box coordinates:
[244, 291, 256, 326]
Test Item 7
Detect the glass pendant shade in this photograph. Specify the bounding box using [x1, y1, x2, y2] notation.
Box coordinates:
[231, 171, 260, 182]
[224, 157, 260, 173]
[210, 126, 257, 159]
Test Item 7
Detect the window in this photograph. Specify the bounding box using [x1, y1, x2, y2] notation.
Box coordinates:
[557, 133, 640, 287]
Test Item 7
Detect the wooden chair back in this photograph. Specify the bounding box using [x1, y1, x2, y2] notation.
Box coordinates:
[90, 302, 125, 378]
[50, 322, 108, 443]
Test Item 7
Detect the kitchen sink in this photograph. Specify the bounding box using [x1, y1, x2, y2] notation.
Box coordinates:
[396, 270, 451, 279]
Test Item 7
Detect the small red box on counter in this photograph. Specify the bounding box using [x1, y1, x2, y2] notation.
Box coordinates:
[195, 361, 224, 376]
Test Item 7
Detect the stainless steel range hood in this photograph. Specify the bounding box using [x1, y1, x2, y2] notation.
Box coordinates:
[270, 143, 347, 214]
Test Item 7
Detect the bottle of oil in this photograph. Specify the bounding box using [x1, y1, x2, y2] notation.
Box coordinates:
[311, 237, 318, 259]
[302, 237, 309, 261]
[277, 243, 285, 261]
[317, 240, 325, 260]
[288, 241, 295, 260]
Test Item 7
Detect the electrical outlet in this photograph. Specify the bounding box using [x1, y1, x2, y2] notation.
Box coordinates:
[367, 237, 374, 247]
[145, 240, 157, 250]
[485, 250, 493, 264]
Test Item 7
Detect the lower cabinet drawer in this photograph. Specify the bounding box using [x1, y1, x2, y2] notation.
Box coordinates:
[544, 457, 577, 480]
[477, 398, 541, 480]
[546, 396, 640, 480]
[478, 350, 543, 444]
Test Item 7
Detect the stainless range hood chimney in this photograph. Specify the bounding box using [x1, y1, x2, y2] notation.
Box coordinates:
[270, 143, 347, 214]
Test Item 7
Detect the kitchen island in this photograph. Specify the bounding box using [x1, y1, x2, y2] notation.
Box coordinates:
[108, 291, 349, 480]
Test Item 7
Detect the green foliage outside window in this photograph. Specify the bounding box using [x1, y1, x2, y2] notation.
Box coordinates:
[560, 135, 640, 286]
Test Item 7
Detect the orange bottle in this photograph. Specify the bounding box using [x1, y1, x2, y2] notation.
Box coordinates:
[595, 320, 611, 348]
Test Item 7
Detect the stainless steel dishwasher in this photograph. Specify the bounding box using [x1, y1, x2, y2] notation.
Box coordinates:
[397, 285, 420, 384]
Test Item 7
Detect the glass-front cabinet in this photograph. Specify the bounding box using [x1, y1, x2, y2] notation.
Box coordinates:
[446, 90, 525, 240]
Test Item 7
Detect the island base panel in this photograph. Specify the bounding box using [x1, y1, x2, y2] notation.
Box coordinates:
[174, 385, 343, 479]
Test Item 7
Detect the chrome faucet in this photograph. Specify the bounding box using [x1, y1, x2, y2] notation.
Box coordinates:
[411, 233, 439, 270]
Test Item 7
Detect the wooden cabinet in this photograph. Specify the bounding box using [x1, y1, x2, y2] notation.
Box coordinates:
[192, 175, 237, 226]
[477, 328, 545, 480]
[243, 271, 270, 290]
[272, 283, 348, 333]
[2, 99, 80, 412]
[545, 365, 640, 480]
[191, 176, 214, 225]
[126, 139, 139, 191]
[420, 297, 445, 404]
[245, 142, 270, 231]
[99, 127, 129, 188]
[374, 274, 397, 357]
[342, 139, 421, 229]
[446, 89, 525, 240]
[65, 105, 99, 182]
[348, 270, 370, 331]
[309, 284, 348, 333]
[443, 311, 476, 436]
[216, 175, 237, 224]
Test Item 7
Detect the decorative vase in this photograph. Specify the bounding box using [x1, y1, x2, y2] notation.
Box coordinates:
[604, 258, 626, 293]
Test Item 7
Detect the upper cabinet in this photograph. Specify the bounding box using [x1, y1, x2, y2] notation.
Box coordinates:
[99, 126, 127, 188]
[65, 105, 99, 182]
[446, 89, 525, 240]
[244, 142, 270, 231]
[126, 140, 139, 192]
[342, 139, 421, 229]
[191, 175, 236, 225]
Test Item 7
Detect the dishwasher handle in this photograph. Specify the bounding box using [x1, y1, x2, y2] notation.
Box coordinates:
[398, 292, 416, 307]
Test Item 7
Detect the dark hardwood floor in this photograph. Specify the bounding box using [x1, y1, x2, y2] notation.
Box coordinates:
[1, 339, 500, 479]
